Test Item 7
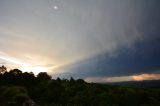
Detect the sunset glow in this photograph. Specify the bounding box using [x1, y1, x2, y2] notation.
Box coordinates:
[19, 66, 49, 75]
[133, 74, 160, 81]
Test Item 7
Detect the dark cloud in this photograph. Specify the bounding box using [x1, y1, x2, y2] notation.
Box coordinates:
[54, 0, 160, 78]
[56, 37, 160, 78]
[0, 0, 160, 80]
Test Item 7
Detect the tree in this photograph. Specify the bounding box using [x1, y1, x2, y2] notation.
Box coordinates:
[1, 86, 29, 104]
[9, 69, 22, 76]
[0, 65, 7, 74]
[37, 72, 51, 81]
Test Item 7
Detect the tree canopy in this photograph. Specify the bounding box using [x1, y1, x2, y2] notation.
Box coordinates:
[0, 65, 160, 106]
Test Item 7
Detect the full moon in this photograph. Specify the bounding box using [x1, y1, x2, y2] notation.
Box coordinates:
[53, 6, 58, 10]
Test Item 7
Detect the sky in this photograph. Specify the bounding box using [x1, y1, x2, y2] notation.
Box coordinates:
[0, 0, 160, 82]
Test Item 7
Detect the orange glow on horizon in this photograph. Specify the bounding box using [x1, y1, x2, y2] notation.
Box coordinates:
[132, 76, 145, 81]
[133, 74, 160, 81]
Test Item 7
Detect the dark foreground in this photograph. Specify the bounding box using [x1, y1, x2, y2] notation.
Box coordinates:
[0, 69, 160, 106]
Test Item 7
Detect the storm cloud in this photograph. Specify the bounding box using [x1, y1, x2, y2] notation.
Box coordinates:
[52, 0, 160, 79]
[0, 0, 160, 81]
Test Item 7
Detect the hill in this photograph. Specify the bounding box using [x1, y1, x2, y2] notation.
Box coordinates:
[0, 68, 160, 106]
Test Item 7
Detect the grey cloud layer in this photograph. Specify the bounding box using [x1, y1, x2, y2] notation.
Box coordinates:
[52, 0, 160, 78]
[0, 0, 160, 78]
[0, 0, 155, 62]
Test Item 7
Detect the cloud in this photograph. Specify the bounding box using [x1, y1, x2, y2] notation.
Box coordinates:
[85, 76, 133, 83]
[0, 51, 54, 74]
[133, 74, 160, 81]
[1, 0, 160, 81]
[85, 73, 160, 82]
[54, 36, 160, 79]
[0, 51, 28, 65]
[1, 0, 157, 66]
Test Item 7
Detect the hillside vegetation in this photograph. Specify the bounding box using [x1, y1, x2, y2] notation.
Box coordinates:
[0, 66, 160, 106]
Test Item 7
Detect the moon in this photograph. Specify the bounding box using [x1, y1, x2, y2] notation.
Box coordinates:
[53, 6, 58, 10]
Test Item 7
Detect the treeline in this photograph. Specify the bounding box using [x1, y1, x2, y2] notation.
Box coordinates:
[0, 65, 160, 106]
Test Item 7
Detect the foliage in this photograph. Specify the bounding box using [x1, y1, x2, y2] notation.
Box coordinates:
[0, 66, 160, 106]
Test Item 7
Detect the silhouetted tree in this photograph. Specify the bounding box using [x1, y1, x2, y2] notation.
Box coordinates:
[9, 69, 22, 76]
[37, 72, 51, 82]
[0, 65, 7, 74]
[0, 66, 160, 106]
